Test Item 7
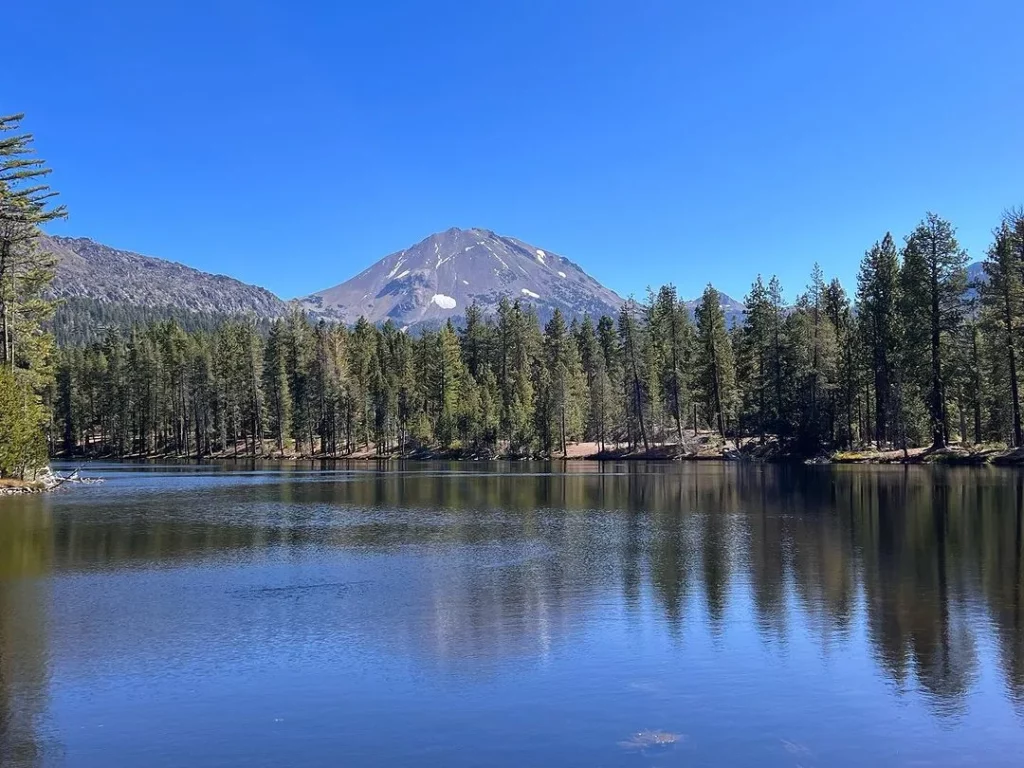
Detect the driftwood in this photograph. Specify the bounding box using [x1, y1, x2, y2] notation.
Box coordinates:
[45, 467, 103, 490]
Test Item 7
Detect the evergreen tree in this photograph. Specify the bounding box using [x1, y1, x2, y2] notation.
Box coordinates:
[649, 285, 692, 445]
[901, 214, 968, 448]
[0, 114, 64, 474]
[263, 321, 292, 454]
[460, 302, 491, 380]
[348, 317, 376, 448]
[618, 304, 650, 451]
[540, 309, 587, 455]
[824, 278, 856, 447]
[981, 217, 1023, 445]
[576, 316, 613, 450]
[856, 233, 902, 446]
[0, 114, 65, 376]
[694, 284, 736, 437]
[738, 276, 774, 442]
[429, 320, 465, 447]
[787, 264, 839, 450]
[496, 298, 535, 453]
[596, 314, 625, 444]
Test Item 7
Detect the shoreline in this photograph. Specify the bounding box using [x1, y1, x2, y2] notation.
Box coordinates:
[0, 478, 47, 496]
[50, 441, 1024, 467]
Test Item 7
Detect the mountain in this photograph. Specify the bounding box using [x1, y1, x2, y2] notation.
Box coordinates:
[45, 235, 287, 317]
[300, 227, 624, 325]
[41, 229, 754, 336]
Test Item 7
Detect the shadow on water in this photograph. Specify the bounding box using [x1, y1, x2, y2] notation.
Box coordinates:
[2, 461, 1024, 764]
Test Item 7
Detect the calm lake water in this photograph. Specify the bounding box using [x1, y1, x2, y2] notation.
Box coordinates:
[2, 461, 1024, 767]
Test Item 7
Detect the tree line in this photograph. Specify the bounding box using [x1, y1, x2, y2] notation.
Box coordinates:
[5, 112, 1024, 471]
[51, 208, 1024, 459]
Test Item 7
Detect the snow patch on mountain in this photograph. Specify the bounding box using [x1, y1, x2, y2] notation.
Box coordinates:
[387, 257, 406, 279]
[431, 293, 457, 310]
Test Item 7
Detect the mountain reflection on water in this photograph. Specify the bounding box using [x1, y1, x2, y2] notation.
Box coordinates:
[1, 461, 1022, 766]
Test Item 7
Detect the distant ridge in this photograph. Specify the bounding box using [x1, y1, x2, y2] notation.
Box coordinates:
[45, 234, 287, 317]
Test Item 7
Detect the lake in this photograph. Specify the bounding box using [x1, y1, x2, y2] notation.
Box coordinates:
[1, 461, 1023, 766]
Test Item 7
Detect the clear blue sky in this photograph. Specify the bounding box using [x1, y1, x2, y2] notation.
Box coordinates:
[7, 0, 1023, 302]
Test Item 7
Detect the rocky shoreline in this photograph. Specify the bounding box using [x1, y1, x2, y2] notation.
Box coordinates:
[0, 468, 104, 496]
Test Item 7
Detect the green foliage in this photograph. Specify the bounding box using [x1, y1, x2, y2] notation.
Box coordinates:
[0, 114, 64, 473]
[900, 214, 968, 447]
[648, 285, 693, 444]
[980, 212, 1024, 446]
[857, 233, 902, 446]
[695, 284, 736, 437]
[0, 368, 47, 478]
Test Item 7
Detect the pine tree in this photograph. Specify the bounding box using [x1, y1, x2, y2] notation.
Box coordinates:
[187, 333, 216, 457]
[460, 302, 491, 380]
[649, 285, 692, 445]
[540, 309, 587, 455]
[575, 316, 609, 449]
[263, 321, 292, 454]
[766, 276, 789, 436]
[430, 320, 465, 448]
[596, 314, 625, 444]
[496, 298, 535, 453]
[348, 317, 376, 448]
[618, 304, 650, 451]
[738, 276, 774, 442]
[477, 367, 500, 449]
[787, 264, 839, 451]
[824, 278, 856, 447]
[0, 114, 65, 376]
[0, 114, 64, 474]
[695, 284, 736, 438]
[856, 234, 902, 446]
[901, 214, 968, 448]
[981, 217, 1023, 446]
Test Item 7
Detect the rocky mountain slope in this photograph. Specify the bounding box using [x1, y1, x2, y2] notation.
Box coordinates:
[43, 229, 981, 334]
[45, 235, 287, 317]
[300, 227, 624, 325]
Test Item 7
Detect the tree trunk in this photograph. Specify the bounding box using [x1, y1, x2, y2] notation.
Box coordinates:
[929, 256, 947, 449]
[1005, 289, 1023, 446]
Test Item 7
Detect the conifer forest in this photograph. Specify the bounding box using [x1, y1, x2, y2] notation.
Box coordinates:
[50, 213, 1024, 462]
[4, 112, 1024, 469]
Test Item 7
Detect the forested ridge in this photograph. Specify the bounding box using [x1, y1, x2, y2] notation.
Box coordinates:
[50, 209, 1024, 461]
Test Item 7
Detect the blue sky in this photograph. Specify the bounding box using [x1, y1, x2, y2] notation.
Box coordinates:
[7, 0, 1022, 302]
